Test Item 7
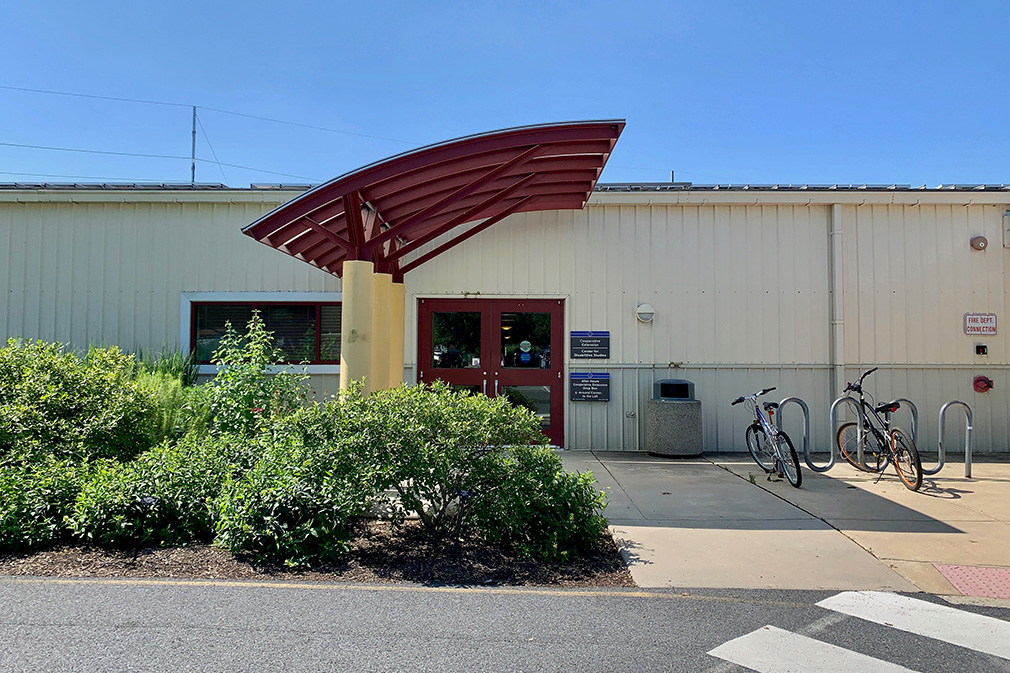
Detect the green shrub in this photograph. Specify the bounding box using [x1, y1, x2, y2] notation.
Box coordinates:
[369, 382, 545, 539]
[502, 387, 538, 414]
[135, 349, 198, 387]
[135, 372, 211, 443]
[467, 444, 608, 562]
[0, 457, 85, 552]
[0, 340, 158, 464]
[69, 434, 235, 548]
[208, 312, 310, 437]
[214, 422, 384, 567]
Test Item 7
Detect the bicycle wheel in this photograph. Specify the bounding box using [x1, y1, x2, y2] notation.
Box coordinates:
[836, 422, 883, 472]
[889, 428, 923, 491]
[746, 424, 775, 473]
[774, 432, 802, 488]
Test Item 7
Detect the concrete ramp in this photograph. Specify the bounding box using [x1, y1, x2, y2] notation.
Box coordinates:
[562, 452, 916, 591]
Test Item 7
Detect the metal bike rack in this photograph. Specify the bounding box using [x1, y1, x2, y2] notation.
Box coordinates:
[887, 398, 919, 445]
[930, 401, 974, 478]
[775, 396, 823, 471]
[829, 395, 863, 469]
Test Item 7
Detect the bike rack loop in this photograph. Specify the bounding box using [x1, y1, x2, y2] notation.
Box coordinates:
[774, 396, 820, 471]
[829, 395, 863, 468]
[929, 401, 974, 478]
[889, 398, 919, 445]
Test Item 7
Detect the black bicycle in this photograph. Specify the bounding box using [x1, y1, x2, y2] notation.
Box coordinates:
[835, 367, 923, 491]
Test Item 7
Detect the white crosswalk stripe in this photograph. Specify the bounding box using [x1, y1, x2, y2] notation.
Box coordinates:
[707, 591, 1010, 672]
[707, 625, 918, 672]
[817, 591, 1010, 661]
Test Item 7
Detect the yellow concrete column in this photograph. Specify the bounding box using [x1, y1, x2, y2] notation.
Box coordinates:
[388, 281, 406, 388]
[370, 272, 392, 392]
[339, 260, 374, 392]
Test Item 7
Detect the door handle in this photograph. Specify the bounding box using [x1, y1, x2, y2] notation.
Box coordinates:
[483, 379, 487, 395]
[494, 380, 499, 396]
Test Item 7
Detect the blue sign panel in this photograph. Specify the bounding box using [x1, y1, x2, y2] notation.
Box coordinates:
[571, 331, 611, 358]
[570, 371, 610, 402]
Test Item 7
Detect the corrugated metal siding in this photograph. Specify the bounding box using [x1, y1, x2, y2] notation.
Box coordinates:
[839, 204, 1010, 454]
[0, 200, 341, 354]
[5, 192, 1008, 455]
[842, 204, 1007, 365]
[558, 365, 833, 452]
[404, 204, 833, 450]
[406, 205, 831, 364]
[406, 201, 1010, 453]
[834, 366, 1007, 459]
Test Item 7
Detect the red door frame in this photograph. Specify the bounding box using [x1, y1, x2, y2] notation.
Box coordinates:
[418, 298, 565, 447]
[417, 299, 492, 394]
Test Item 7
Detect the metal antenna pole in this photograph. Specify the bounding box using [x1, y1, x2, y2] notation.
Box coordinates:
[191, 106, 197, 185]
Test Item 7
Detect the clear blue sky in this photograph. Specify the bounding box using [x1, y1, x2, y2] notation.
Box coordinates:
[3, 1, 1008, 187]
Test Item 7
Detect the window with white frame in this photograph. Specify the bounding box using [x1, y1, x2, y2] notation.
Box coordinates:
[189, 300, 342, 365]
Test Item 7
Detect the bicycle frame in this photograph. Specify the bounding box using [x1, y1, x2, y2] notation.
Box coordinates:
[733, 386, 802, 487]
[849, 391, 892, 467]
[751, 400, 779, 442]
[842, 368, 903, 472]
[838, 368, 923, 491]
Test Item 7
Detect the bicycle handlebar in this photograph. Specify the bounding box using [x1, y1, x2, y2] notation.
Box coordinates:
[844, 367, 878, 394]
[731, 387, 777, 405]
[857, 367, 878, 382]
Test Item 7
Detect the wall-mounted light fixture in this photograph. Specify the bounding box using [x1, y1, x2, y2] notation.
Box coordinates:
[636, 303, 655, 323]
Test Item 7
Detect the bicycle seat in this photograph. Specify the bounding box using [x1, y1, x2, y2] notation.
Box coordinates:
[875, 400, 900, 414]
[763, 401, 779, 411]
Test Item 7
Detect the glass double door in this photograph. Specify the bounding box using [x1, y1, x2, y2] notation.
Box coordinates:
[418, 298, 564, 447]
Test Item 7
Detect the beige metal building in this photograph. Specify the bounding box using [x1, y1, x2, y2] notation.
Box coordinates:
[2, 182, 1007, 453]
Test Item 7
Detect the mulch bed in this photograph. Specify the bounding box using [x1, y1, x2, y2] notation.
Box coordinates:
[0, 520, 635, 588]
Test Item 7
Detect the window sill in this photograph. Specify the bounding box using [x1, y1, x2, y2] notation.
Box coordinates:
[197, 364, 340, 376]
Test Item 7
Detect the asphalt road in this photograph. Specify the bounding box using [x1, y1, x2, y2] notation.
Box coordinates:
[3, 577, 1010, 672]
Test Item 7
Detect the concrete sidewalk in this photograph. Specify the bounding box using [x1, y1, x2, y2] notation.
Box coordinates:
[562, 451, 1010, 598]
[716, 455, 1010, 598]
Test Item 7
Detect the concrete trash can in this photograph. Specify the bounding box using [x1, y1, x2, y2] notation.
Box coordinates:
[645, 379, 702, 458]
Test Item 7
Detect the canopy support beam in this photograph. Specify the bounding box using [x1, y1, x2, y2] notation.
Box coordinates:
[362, 143, 548, 255]
[385, 173, 540, 265]
[342, 191, 368, 260]
[399, 196, 534, 276]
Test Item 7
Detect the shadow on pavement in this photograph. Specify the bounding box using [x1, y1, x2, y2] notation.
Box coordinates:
[711, 456, 965, 534]
[581, 451, 963, 535]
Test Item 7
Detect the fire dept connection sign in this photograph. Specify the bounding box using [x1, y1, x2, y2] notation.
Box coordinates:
[964, 313, 997, 336]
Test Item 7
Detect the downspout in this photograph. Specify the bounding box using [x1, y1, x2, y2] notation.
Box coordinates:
[828, 203, 845, 397]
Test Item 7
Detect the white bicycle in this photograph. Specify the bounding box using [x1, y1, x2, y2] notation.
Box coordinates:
[732, 387, 802, 488]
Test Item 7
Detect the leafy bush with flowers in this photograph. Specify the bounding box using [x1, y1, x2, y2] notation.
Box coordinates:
[206, 310, 311, 437]
[0, 316, 610, 568]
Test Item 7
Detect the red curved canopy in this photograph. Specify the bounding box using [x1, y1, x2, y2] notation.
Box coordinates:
[242, 120, 625, 278]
